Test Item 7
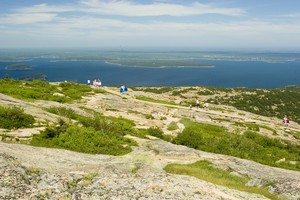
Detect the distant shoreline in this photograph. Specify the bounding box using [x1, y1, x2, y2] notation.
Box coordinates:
[105, 60, 214, 68]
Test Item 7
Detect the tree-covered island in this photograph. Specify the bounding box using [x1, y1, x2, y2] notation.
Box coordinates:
[6, 63, 32, 70]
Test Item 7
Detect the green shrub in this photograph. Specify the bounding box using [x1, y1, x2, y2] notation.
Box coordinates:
[0, 105, 35, 129]
[142, 87, 173, 94]
[145, 113, 154, 119]
[197, 90, 214, 95]
[30, 120, 137, 156]
[147, 127, 164, 138]
[173, 119, 300, 171]
[171, 87, 196, 96]
[147, 127, 172, 142]
[59, 82, 92, 100]
[78, 114, 136, 136]
[45, 106, 80, 119]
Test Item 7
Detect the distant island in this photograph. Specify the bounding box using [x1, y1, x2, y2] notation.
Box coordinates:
[106, 59, 214, 68]
[19, 73, 48, 81]
[6, 63, 32, 70]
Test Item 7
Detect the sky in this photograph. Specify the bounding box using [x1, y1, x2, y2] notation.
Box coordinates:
[0, 0, 300, 51]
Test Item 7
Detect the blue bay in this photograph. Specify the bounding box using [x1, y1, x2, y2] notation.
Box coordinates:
[1, 57, 300, 88]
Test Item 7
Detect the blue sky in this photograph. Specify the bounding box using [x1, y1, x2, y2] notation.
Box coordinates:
[0, 0, 300, 51]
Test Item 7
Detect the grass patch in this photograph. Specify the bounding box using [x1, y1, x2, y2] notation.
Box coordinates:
[167, 121, 179, 131]
[259, 125, 277, 134]
[136, 96, 176, 106]
[93, 88, 106, 94]
[290, 131, 300, 140]
[234, 122, 277, 134]
[210, 117, 231, 122]
[164, 160, 280, 200]
[234, 122, 260, 131]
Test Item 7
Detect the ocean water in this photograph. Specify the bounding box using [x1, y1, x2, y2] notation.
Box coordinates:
[1, 58, 300, 88]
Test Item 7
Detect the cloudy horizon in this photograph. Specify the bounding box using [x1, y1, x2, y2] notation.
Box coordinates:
[1, 0, 300, 51]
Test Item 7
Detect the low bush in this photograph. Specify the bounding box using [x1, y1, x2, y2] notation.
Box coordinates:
[0, 105, 35, 129]
[167, 121, 179, 131]
[147, 127, 172, 142]
[132, 127, 173, 141]
[142, 87, 173, 94]
[45, 106, 80, 120]
[78, 114, 136, 136]
[59, 82, 93, 100]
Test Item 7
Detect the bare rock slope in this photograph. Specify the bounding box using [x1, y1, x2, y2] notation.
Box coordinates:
[0, 87, 300, 200]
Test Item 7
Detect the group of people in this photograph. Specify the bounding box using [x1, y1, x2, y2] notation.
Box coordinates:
[190, 100, 209, 110]
[88, 79, 102, 88]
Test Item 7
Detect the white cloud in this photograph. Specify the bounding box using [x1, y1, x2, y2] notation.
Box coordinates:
[15, 3, 74, 13]
[1, 0, 300, 49]
[79, 0, 245, 16]
[283, 13, 300, 18]
[0, 13, 57, 25]
[0, 0, 245, 27]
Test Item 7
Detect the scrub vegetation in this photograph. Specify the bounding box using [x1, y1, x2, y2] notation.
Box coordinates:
[164, 160, 280, 200]
[30, 113, 138, 156]
[208, 88, 300, 124]
[0, 105, 35, 129]
[173, 119, 300, 171]
[0, 78, 92, 103]
[1, 79, 300, 168]
[137, 86, 300, 124]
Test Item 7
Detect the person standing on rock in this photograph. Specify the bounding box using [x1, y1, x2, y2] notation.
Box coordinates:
[283, 115, 289, 127]
[203, 102, 209, 110]
[196, 99, 200, 109]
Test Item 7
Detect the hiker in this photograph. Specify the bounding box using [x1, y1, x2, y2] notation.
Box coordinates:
[120, 85, 127, 95]
[196, 99, 200, 109]
[203, 102, 209, 110]
[283, 115, 290, 127]
[93, 79, 97, 88]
